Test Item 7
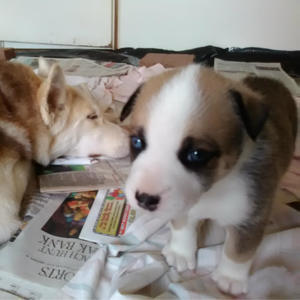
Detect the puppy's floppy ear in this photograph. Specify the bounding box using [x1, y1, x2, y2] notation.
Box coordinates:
[38, 63, 66, 129]
[230, 89, 269, 140]
[120, 85, 142, 122]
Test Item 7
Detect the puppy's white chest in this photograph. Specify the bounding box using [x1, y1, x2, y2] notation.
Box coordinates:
[188, 171, 250, 226]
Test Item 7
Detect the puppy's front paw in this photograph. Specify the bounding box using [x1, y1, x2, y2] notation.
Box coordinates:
[212, 268, 248, 296]
[0, 215, 21, 244]
[162, 244, 196, 272]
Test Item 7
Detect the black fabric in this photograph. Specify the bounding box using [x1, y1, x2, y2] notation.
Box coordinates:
[16, 49, 131, 63]
[115, 45, 226, 63]
[16, 46, 300, 77]
[116, 46, 300, 77]
[117, 46, 300, 76]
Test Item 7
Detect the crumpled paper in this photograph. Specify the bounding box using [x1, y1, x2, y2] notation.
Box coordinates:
[62, 202, 300, 299]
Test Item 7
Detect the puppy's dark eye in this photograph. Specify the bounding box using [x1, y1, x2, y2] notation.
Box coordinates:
[186, 149, 214, 163]
[179, 147, 217, 170]
[87, 113, 98, 120]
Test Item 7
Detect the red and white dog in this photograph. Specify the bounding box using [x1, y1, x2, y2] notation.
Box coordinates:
[0, 58, 129, 243]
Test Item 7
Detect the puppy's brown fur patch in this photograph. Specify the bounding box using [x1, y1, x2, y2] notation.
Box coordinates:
[129, 69, 181, 133]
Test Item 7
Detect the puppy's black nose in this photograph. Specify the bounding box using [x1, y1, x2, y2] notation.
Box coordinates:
[135, 191, 160, 211]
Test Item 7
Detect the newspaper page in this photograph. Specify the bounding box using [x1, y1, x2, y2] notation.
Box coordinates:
[50, 155, 104, 165]
[0, 191, 100, 299]
[214, 58, 300, 97]
[38, 157, 131, 193]
[14, 56, 130, 78]
[22, 192, 52, 221]
[10, 192, 55, 244]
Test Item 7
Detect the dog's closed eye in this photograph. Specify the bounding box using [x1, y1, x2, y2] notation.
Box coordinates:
[87, 113, 98, 120]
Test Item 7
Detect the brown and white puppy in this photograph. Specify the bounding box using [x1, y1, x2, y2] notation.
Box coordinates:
[0, 58, 129, 243]
[120, 65, 297, 296]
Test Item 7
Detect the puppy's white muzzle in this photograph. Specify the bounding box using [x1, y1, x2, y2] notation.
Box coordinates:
[125, 151, 202, 218]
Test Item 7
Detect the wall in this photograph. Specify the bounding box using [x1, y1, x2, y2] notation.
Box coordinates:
[0, 0, 113, 48]
[118, 0, 300, 50]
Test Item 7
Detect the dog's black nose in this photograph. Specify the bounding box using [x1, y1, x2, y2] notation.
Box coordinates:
[135, 191, 160, 211]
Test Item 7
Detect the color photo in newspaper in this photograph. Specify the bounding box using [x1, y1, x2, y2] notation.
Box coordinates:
[80, 188, 171, 246]
[80, 188, 137, 244]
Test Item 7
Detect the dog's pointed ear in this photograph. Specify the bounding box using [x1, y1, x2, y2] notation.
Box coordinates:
[38, 64, 66, 128]
[120, 85, 142, 122]
[230, 89, 269, 140]
[38, 57, 51, 77]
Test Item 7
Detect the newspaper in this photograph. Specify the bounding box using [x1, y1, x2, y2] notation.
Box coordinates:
[0, 187, 169, 299]
[51, 155, 104, 165]
[38, 157, 131, 193]
[14, 56, 130, 78]
[214, 58, 300, 97]
[9, 192, 55, 243]
[0, 191, 100, 299]
[21, 191, 53, 221]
